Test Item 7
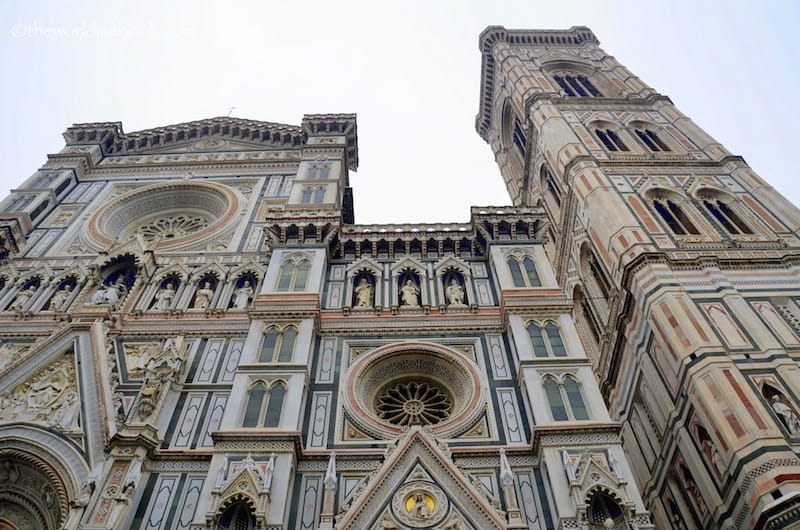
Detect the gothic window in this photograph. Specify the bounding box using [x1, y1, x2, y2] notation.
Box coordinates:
[276, 258, 310, 292]
[513, 117, 527, 157]
[543, 377, 568, 421]
[528, 322, 567, 357]
[259, 326, 297, 362]
[30, 199, 49, 221]
[635, 128, 671, 152]
[553, 74, 603, 97]
[508, 255, 541, 287]
[542, 165, 561, 208]
[587, 492, 624, 527]
[217, 500, 256, 530]
[242, 381, 286, 428]
[702, 198, 753, 234]
[307, 164, 330, 180]
[652, 198, 699, 235]
[543, 375, 589, 421]
[301, 186, 326, 204]
[595, 129, 628, 151]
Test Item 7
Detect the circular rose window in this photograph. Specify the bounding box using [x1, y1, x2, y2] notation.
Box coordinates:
[343, 343, 484, 438]
[375, 379, 453, 427]
[87, 181, 239, 251]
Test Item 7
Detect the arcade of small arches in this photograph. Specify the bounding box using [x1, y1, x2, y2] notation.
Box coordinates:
[0, 254, 263, 315]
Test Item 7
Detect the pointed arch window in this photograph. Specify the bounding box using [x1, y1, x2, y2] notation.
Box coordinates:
[508, 255, 541, 287]
[513, 117, 527, 157]
[635, 129, 671, 152]
[243, 381, 287, 428]
[528, 322, 567, 357]
[314, 187, 326, 203]
[259, 326, 297, 362]
[307, 165, 330, 180]
[702, 199, 753, 235]
[276, 259, 310, 292]
[301, 187, 313, 204]
[653, 198, 699, 235]
[553, 75, 603, 97]
[542, 165, 561, 208]
[543, 375, 590, 421]
[595, 129, 628, 152]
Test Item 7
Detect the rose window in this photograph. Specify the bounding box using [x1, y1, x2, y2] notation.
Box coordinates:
[375, 380, 452, 426]
[86, 181, 240, 251]
[136, 214, 211, 242]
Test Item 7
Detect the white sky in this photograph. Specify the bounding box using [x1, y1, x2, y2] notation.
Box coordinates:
[1, 1, 798, 224]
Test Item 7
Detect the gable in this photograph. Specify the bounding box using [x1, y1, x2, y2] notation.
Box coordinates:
[337, 428, 506, 530]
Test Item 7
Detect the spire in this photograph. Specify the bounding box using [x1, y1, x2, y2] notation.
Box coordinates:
[324, 452, 337, 491]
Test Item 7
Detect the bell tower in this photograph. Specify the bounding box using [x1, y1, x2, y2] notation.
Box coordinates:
[478, 26, 800, 529]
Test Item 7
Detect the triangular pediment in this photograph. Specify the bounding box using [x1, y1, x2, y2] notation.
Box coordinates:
[337, 427, 506, 530]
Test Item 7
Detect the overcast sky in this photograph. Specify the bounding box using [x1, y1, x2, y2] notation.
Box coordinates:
[1, 1, 798, 224]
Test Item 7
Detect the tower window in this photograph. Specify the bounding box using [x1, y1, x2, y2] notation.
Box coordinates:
[553, 74, 603, 97]
[508, 255, 541, 287]
[542, 165, 561, 207]
[276, 259, 310, 292]
[635, 129, 671, 152]
[528, 322, 567, 357]
[543, 375, 590, 421]
[513, 118, 527, 157]
[307, 165, 330, 180]
[594, 129, 628, 152]
[243, 381, 286, 428]
[259, 326, 297, 362]
[653, 198, 699, 235]
[703, 199, 753, 234]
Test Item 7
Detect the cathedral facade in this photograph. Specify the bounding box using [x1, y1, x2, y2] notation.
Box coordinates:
[0, 26, 795, 530]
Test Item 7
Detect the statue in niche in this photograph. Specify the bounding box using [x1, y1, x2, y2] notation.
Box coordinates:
[445, 278, 466, 307]
[233, 280, 253, 309]
[49, 284, 74, 312]
[354, 277, 373, 308]
[771, 394, 800, 434]
[400, 279, 420, 307]
[192, 281, 215, 309]
[153, 283, 176, 311]
[89, 279, 125, 306]
[10, 284, 36, 311]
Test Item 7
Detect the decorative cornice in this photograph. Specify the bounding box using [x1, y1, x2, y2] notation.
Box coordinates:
[301, 113, 359, 171]
[63, 117, 305, 157]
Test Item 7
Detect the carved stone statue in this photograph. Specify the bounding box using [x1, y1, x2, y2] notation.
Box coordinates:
[153, 283, 176, 311]
[192, 281, 215, 309]
[400, 279, 420, 307]
[49, 285, 73, 312]
[354, 278, 373, 307]
[233, 280, 253, 309]
[10, 285, 36, 311]
[445, 279, 466, 307]
[89, 279, 124, 306]
[771, 395, 800, 434]
[411, 492, 431, 519]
